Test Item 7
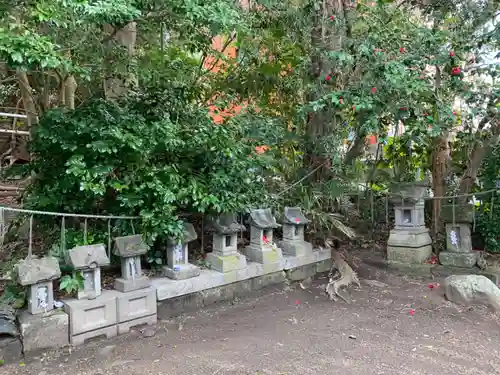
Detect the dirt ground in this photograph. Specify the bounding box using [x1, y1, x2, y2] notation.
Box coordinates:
[3, 257, 500, 375]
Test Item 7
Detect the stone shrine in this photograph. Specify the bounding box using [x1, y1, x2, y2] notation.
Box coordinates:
[17, 257, 61, 315]
[205, 213, 247, 273]
[244, 208, 283, 265]
[387, 183, 432, 264]
[439, 204, 477, 268]
[278, 207, 313, 257]
[113, 234, 150, 292]
[67, 244, 110, 300]
[163, 222, 200, 280]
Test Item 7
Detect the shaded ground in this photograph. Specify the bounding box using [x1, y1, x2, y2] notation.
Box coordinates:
[3, 258, 500, 375]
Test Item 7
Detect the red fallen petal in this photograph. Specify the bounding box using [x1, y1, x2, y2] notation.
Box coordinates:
[428, 284, 434, 289]
[295, 218, 300, 223]
[295, 300, 300, 305]
[409, 309, 415, 316]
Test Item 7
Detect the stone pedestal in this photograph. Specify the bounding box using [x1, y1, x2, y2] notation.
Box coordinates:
[116, 286, 157, 334]
[68, 244, 110, 300]
[439, 204, 477, 268]
[63, 290, 118, 346]
[278, 207, 313, 257]
[244, 209, 283, 265]
[19, 309, 69, 353]
[163, 223, 200, 280]
[206, 213, 248, 273]
[16, 257, 61, 315]
[113, 235, 150, 292]
[387, 199, 432, 264]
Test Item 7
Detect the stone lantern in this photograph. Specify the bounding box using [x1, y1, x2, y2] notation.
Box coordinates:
[163, 222, 200, 280]
[206, 213, 247, 273]
[244, 208, 283, 265]
[113, 234, 150, 292]
[279, 207, 313, 257]
[387, 182, 432, 264]
[17, 257, 61, 314]
[67, 244, 110, 299]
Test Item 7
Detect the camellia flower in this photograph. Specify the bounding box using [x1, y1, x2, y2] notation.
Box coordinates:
[262, 235, 269, 244]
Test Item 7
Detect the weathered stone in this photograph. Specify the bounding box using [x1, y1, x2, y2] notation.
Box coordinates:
[0, 336, 22, 363]
[393, 201, 425, 229]
[444, 274, 500, 311]
[441, 204, 475, 224]
[387, 245, 432, 264]
[68, 244, 110, 300]
[19, 309, 69, 353]
[439, 251, 477, 268]
[164, 222, 200, 280]
[279, 207, 313, 258]
[116, 286, 156, 323]
[113, 235, 148, 257]
[63, 289, 119, 345]
[16, 257, 60, 286]
[27, 281, 54, 315]
[387, 229, 432, 248]
[245, 209, 283, 266]
[444, 223, 472, 253]
[388, 181, 428, 205]
[206, 213, 248, 273]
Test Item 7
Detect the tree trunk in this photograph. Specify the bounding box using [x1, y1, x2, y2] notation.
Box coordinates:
[103, 22, 137, 100]
[16, 70, 38, 127]
[64, 75, 77, 110]
[431, 133, 450, 241]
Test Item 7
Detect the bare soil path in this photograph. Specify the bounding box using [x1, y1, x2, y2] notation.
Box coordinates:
[3, 259, 500, 375]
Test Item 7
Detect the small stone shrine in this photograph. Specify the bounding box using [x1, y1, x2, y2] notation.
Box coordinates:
[67, 244, 110, 300]
[387, 183, 432, 264]
[278, 207, 313, 257]
[439, 204, 477, 268]
[113, 234, 150, 292]
[17, 257, 61, 314]
[163, 222, 200, 280]
[244, 208, 283, 265]
[206, 213, 247, 273]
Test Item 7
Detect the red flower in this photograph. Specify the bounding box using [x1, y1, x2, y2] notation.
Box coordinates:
[295, 299, 301, 305]
[352, 105, 357, 111]
[453, 111, 457, 116]
[409, 309, 415, 316]
[325, 74, 332, 81]
[428, 283, 434, 289]
[329, 15, 335, 20]
[295, 218, 300, 223]
[371, 87, 377, 93]
[339, 97, 344, 104]
[262, 235, 269, 244]
[449, 51, 455, 57]
[424, 112, 429, 116]
[399, 47, 405, 53]
[400, 107, 408, 111]
[451, 67, 461, 76]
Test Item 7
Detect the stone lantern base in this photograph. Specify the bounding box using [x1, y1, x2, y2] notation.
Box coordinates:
[387, 228, 432, 264]
[205, 251, 247, 273]
[162, 263, 200, 280]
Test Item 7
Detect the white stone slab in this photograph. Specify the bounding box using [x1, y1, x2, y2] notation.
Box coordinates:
[116, 287, 157, 323]
[282, 247, 331, 270]
[152, 261, 283, 301]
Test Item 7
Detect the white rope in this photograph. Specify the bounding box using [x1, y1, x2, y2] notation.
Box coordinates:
[0, 206, 139, 220]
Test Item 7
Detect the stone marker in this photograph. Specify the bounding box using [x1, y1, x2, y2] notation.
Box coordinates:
[278, 207, 313, 257]
[439, 204, 477, 268]
[67, 244, 110, 300]
[387, 182, 432, 264]
[163, 222, 200, 280]
[205, 213, 248, 273]
[113, 234, 150, 292]
[244, 208, 283, 265]
[444, 274, 500, 311]
[16, 257, 61, 314]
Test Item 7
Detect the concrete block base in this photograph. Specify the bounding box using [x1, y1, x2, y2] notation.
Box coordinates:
[387, 229, 432, 248]
[387, 245, 432, 264]
[70, 325, 117, 346]
[64, 289, 118, 343]
[439, 251, 477, 268]
[205, 252, 247, 273]
[114, 276, 150, 293]
[162, 263, 200, 280]
[19, 309, 69, 353]
[278, 240, 313, 258]
[116, 287, 157, 323]
[243, 245, 283, 265]
[282, 248, 331, 270]
[118, 314, 157, 335]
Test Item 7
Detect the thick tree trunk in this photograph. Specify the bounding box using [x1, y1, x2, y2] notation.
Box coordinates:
[431, 133, 450, 240]
[103, 22, 137, 100]
[64, 75, 77, 110]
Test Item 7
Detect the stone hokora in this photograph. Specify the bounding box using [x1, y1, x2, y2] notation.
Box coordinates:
[67, 244, 110, 300]
[163, 222, 200, 280]
[113, 234, 150, 292]
[278, 207, 313, 257]
[205, 213, 247, 273]
[17, 257, 61, 314]
[244, 208, 283, 265]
